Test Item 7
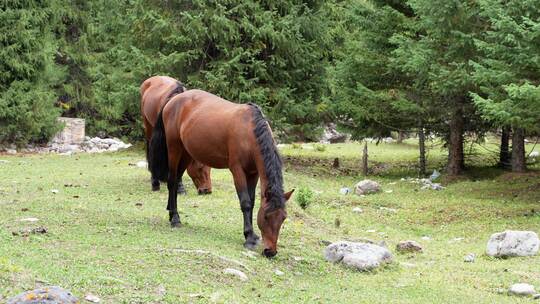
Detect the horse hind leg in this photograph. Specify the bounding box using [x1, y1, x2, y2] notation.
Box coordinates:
[144, 117, 160, 191]
[167, 149, 191, 227]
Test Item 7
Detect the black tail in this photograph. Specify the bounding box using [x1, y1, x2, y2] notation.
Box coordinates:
[148, 110, 169, 182]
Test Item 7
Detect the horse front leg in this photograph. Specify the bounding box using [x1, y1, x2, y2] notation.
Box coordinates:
[232, 168, 259, 249]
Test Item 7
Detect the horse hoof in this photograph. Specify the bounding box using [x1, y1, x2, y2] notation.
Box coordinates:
[171, 221, 181, 228]
[244, 241, 258, 250]
[244, 236, 260, 250]
[152, 185, 160, 191]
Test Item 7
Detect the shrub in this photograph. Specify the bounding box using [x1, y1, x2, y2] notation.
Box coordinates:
[296, 187, 314, 209]
[314, 143, 327, 152]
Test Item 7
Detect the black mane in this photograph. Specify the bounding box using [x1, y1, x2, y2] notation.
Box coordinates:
[249, 103, 285, 211]
[166, 81, 186, 101]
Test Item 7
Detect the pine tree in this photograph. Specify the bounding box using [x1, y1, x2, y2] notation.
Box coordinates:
[471, 0, 540, 172]
[0, 0, 63, 145]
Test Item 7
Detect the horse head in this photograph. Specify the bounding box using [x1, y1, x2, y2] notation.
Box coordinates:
[257, 189, 294, 258]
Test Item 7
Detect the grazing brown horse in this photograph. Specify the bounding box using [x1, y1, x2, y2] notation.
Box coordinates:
[149, 89, 294, 257]
[140, 76, 212, 194]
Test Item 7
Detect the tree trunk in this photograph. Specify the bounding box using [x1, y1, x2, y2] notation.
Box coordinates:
[511, 127, 526, 172]
[447, 108, 464, 175]
[361, 141, 368, 176]
[397, 131, 405, 144]
[499, 126, 510, 169]
[418, 127, 426, 176]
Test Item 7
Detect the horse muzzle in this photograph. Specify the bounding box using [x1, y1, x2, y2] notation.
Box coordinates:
[262, 248, 277, 258]
[197, 188, 212, 195]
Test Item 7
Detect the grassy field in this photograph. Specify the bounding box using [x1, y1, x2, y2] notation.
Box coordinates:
[1, 141, 539, 303]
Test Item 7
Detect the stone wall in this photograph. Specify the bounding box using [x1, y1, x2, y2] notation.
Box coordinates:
[51, 117, 85, 144]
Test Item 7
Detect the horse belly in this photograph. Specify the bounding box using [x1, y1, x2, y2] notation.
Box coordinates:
[181, 129, 229, 169]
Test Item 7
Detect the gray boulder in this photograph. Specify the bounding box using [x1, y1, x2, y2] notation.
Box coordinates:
[324, 241, 393, 271]
[7, 286, 79, 304]
[354, 180, 381, 195]
[508, 283, 535, 297]
[486, 230, 539, 257]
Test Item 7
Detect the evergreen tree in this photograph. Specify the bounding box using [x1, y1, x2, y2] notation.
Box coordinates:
[471, 0, 540, 172]
[392, 0, 487, 175]
[0, 0, 63, 145]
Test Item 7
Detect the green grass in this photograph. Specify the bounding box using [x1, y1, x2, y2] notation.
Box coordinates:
[0, 142, 539, 303]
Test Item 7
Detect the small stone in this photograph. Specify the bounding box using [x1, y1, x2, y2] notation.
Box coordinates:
[366, 229, 376, 233]
[223, 268, 248, 281]
[136, 161, 148, 168]
[421, 236, 432, 241]
[508, 283, 535, 296]
[6, 149, 16, 155]
[533, 293, 540, 299]
[85, 293, 101, 302]
[292, 256, 304, 262]
[396, 240, 423, 253]
[449, 237, 464, 243]
[384, 190, 393, 193]
[339, 187, 351, 195]
[400, 262, 416, 268]
[274, 269, 284, 276]
[379, 207, 398, 213]
[352, 207, 363, 214]
[19, 217, 39, 222]
[51, 189, 59, 194]
[464, 253, 475, 263]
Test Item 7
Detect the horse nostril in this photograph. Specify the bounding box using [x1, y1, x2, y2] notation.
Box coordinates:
[198, 189, 211, 195]
[263, 248, 277, 258]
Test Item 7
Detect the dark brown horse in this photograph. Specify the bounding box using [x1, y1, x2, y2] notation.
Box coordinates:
[140, 76, 212, 194]
[148, 89, 293, 257]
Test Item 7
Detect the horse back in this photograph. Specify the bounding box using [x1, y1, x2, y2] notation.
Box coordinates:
[163, 90, 256, 169]
[140, 76, 178, 127]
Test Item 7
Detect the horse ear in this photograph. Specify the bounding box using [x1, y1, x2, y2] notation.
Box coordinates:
[284, 189, 295, 201]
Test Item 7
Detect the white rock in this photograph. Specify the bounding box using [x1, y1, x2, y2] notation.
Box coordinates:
[352, 207, 363, 214]
[135, 161, 148, 168]
[339, 187, 351, 195]
[529, 151, 539, 158]
[19, 217, 39, 222]
[223, 268, 248, 281]
[464, 253, 475, 262]
[384, 190, 393, 193]
[108, 144, 119, 152]
[421, 236, 432, 241]
[51, 189, 59, 194]
[508, 283, 535, 296]
[6, 149, 16, 155]
[274, 269, 284, 276]
[324, 241, 393, 271]
[379, 207, 398, 213]
[449, 237, 464, 243]
[354, 180, 381, 195]
[85, 294, 101, 303]
[486, 230, 539, 257]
